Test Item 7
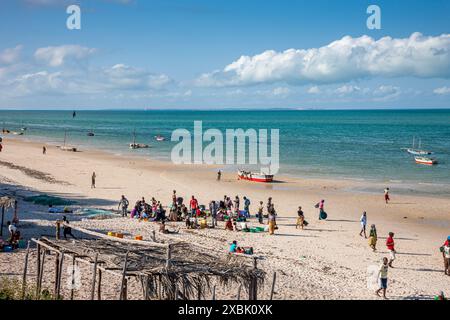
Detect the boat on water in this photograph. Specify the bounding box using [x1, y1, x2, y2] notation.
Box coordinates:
[415, 156, 438, 165]
[58, 130, 78, 152]
[155, 135, 166, 142]
[129, 143, 150, 149]
[129, 130, 150, 149]
[405, 137, 432, 155]
[238, 170, 274, 183]
[11, 131, 24, 136]
[87, 128, 95, 137]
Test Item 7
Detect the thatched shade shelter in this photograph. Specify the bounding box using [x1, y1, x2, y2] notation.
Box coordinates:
[28, 223, 265, 300]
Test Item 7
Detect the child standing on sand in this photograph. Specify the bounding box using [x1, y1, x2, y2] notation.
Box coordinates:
[376, 257, 389, 299]
[384, 188, 390, 204]
[386, 232, 396, 267]
[257, 201, 264, 224]
[359, 212, 367, 238]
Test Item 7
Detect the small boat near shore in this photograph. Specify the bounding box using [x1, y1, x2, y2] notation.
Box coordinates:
[129, 130, 150, 149]
[415, 156, 438, 165]
[58, 130, 78, 152]
[238, 170, 274, 183]
[155, 135, 166, 142]
[129, 143, 150, 149]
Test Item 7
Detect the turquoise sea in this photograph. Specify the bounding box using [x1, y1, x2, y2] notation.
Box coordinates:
[1, 109, 450, 192]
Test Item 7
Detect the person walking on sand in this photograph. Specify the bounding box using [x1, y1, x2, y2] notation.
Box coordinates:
[384, 188, 390, 204]
[296, 206, 305, 230]
[62, 216, 76, 240]
[42, 146, 46, 155]
[369, 224, 378, 252]
[243, 196, 251, 218]
[217, 170, 221, 181]
[359, 212, 367, 238]
[172, 190, 177, 206]
[376, 257, 389, 299]
[268, 206, 277, 235]
[91, 172, 96, 188]
[0, 143, 3, 153]
[118, 195, 129, 217]
[386, 232, 396, 268]
[441, 236, 450, 275]
[257, 201, 264, 224]
[316, 200, 327, 220]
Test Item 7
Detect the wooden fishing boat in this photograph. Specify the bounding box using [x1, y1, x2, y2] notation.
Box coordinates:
[238, 170, 274, 183]
[129, 130, 150, 149]
[415, 156, 438, 165]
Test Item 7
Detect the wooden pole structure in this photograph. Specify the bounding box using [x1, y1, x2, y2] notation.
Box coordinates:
[249, 257, 258, 301]
[97, 270, 102, 300]
[56, 251, 64, 300]
[70, 255, 76, 300]
[36, 249, 46, 299]
[0, 206, 4, 237]
[237, 284, 242, 300]
[21, 241, 31, 300]
[35, 244, 41, 296]
[90, 253, 98, 300]
[119, 251, 129, 300]
[55, 221, 61, 240]
[212, 285, 216, 300]
[270, 272, 277, 300]
[166, 244, 172, 269]
[54, 252, 60, 298]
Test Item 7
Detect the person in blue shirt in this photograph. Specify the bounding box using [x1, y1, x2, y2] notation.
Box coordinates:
[229, 241, 238, 253]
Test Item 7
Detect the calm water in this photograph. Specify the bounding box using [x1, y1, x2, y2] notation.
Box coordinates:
[1, 109, 450, 188]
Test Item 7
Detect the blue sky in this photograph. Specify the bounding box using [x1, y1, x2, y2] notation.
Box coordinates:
[0, 0, 449, 109]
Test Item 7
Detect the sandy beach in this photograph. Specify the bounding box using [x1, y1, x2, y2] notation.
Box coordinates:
[1, 137, 449, 300]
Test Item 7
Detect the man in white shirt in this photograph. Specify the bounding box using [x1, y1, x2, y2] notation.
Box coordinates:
[7, 221, 18, 244]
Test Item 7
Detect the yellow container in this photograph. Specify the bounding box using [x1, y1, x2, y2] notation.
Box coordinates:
[200, 219, 207, 229]
[135, 235, 143, 241]
[107, 232, 115, 237]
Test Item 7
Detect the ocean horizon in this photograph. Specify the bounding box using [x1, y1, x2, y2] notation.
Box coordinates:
[1, 109, 450, 193]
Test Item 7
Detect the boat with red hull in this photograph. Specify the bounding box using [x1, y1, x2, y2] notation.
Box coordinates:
[415, 156, 438, 166]
[238, 170, 274, 183]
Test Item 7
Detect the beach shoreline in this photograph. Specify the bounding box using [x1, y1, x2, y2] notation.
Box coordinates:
[1, 137, 450, 300]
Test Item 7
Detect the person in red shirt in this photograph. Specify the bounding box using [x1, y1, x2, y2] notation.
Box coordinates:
[189, 196, 198, 217]
[386, 232, 396, 268]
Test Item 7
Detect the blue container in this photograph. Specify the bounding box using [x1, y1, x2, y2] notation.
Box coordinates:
[3, 246, 13, 252]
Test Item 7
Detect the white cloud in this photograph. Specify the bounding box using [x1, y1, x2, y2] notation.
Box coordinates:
[196, 33, 450, 87]
[335, 85, 361, 94]
[433, 86, 450, 95]
[1, 63, 173, 98]
[272, 87, 291, 96]
[0, 45, 23, 64]
[34, 45, 96, 67]
[307, 86, 321, 94]
[102, 64, 172, 90]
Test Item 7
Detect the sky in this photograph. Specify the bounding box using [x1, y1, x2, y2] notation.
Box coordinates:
[0, 0, 449, 110]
